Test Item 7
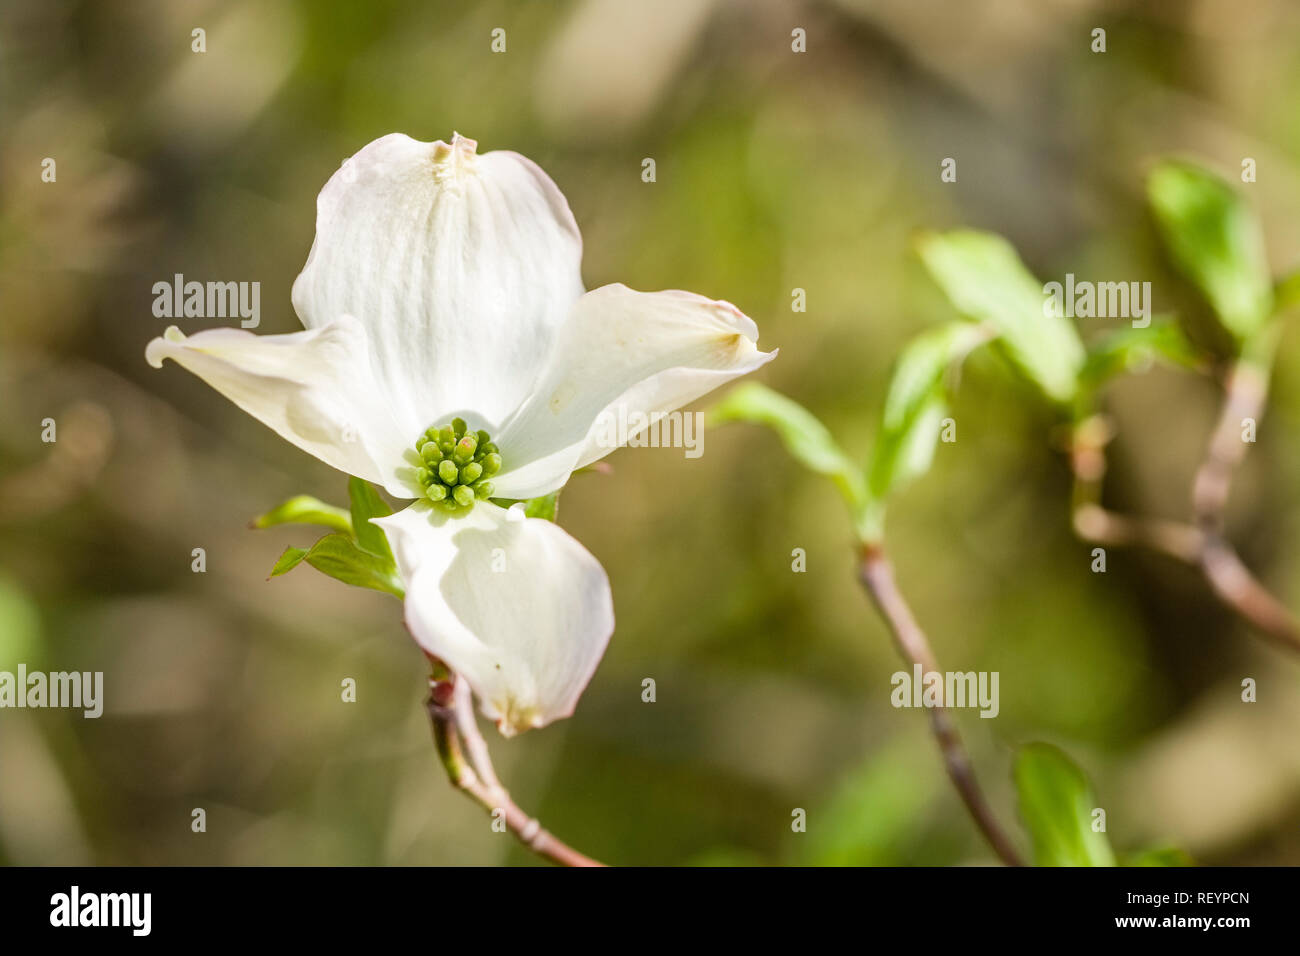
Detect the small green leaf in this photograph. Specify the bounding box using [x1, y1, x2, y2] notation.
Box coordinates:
[524, 492, 560, 522]
[287, 533, 404, 598]
[1274, 269, 1300, 313]
[270, 546, 309, 577]
[708, 382, 866, 515]
[867, 322, 987, 512]
[252, 495, 353, 535]
[1122, 846, 1195, 867]
[347, 477, 394, 560]
[917, 230, 1084, 404]
[1147, 160, 1273, 343]
[1080, 319, 1206, 387]
[802, 738, 938, 866]
[0, 574, 42, 670]
[870, 393, 947, 502]
[1014, 743, 1116, 867]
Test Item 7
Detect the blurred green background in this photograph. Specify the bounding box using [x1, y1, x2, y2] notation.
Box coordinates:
[3, 0, 1300, 866]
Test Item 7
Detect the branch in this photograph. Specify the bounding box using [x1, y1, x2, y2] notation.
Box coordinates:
[1192, 358, 1269, 532]
[425, 671, 604, 867]
[857, 544, 1025, 867]
[1071, 503, 1205, 563]
[1069, 406, 1300, 653]
[451, 679, 503, 794]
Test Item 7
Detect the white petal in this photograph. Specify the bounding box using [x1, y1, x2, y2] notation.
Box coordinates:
[492, 284, 776, 499]
[145, 320, 414, 496]
[376, 502, 614, 736]
[290, 133, 585, 435]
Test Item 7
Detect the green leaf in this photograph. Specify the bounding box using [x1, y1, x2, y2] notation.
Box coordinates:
[871, 393, 947, 501]
[802, 738, 939, 866]
[686, 848, 770, 867]
[0, 574, 42, 670]
[708, 382, 866, 514]
[1122, 846, 1195, 867]
[1147, 160, 1273, 343]
[270, 546, 309, 577]
[252, 495, 353, 535]
[867, 322, 987, 508]
[347, 477, 394, 561]
[1014, 743, 1117, 867]
[272, 533, 404, 598]
[917, 230, 1084, 404]
[1080, 319, 1206, 387]
[524, 492, 560, 522]
[1274, 268, 1300, 313]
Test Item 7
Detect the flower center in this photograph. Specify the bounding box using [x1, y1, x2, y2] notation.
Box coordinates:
[409, 418, 501, 512]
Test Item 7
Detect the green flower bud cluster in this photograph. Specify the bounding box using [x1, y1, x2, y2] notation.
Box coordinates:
[411, 418, 501, 512]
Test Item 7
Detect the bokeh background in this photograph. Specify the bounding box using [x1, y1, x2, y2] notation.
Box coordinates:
[3, 0, 1300, 866]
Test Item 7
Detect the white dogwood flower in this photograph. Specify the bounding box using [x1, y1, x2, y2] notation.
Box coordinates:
[146, 133, 774, 734]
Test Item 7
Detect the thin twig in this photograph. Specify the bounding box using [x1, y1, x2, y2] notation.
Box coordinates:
[1192, 359, 1269, 532]
[1072, 502, 1300, 652]
[857, 544, 1025, 867]
[1070, 420, 1205, 563]
[1069, 404, 1300, 653]
[425, 672, 604, 867]
[452, 679, 503, 795]
[1197, 538, 1300, 652]
[1071, 503, 1205, 563]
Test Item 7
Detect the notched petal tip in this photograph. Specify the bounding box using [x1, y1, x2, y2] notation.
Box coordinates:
[700, 298, 775, 365]
[293, 131, 585, 427]
[435, 131, 479, 158]
[139, 320, 408, 494]
[703, 295, 763, 344]
[380, 503, 614, 737]
[144, 326, 186, 368]
[429, 132, 480, 183]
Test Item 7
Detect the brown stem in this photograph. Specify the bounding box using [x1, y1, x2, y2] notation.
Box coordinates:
[1069, 406, 1300, 653]
[425, 673, 604, 867]
[1198, 539, 1300, 653]
[1072, 503, 1205, 564]
[1192, 359, 1269, 532]
[452, 679, 503, 794]
[857, 544, 1025, 867]
[1072, 501, 1300, 652]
